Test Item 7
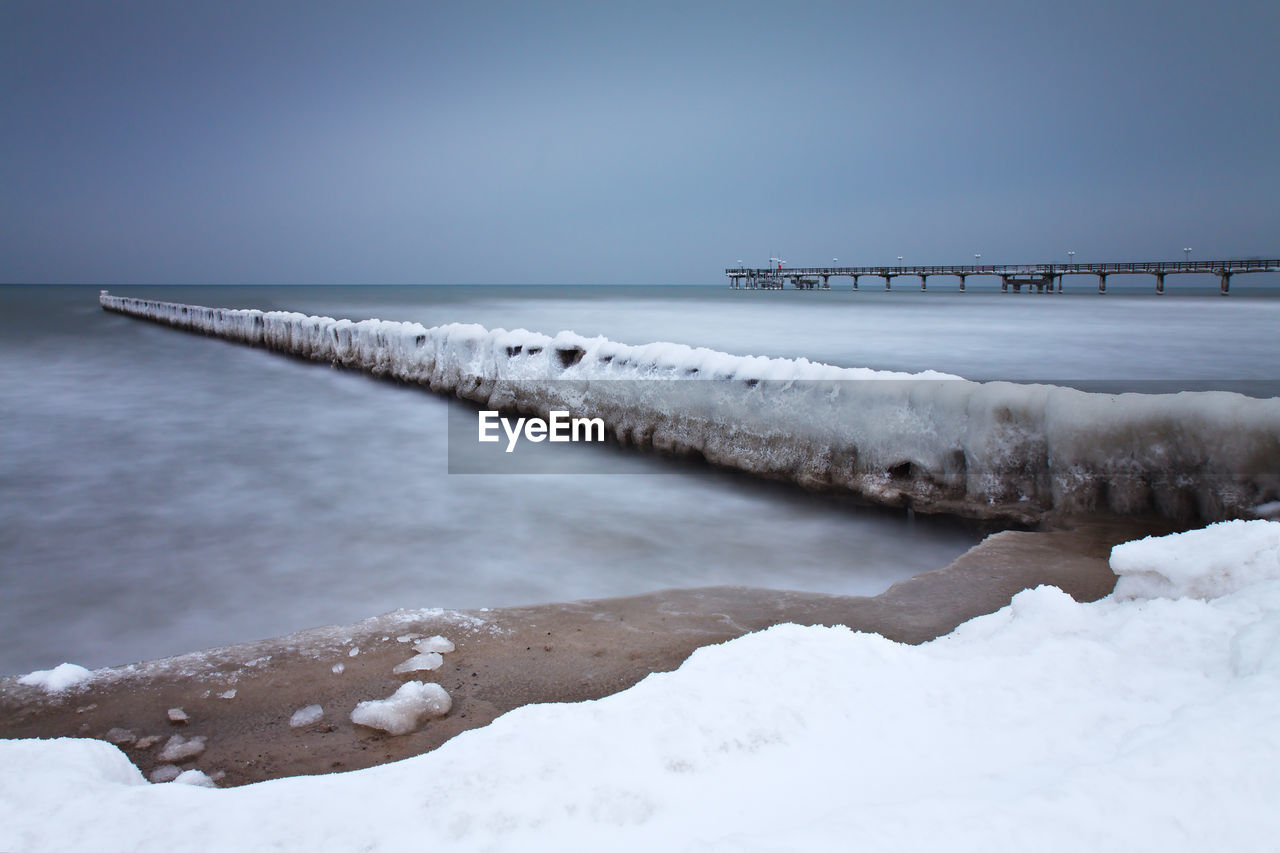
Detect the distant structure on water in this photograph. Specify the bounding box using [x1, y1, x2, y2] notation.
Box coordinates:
[726, 258, 1280, 295]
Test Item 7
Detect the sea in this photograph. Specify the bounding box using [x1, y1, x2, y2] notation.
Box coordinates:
[3, 280, 1279, 675]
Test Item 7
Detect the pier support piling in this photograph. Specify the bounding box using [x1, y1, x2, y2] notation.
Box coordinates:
[726, 257, 1275, 296]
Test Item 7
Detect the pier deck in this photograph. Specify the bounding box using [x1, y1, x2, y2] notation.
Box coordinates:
[725, 258, 1280, 294]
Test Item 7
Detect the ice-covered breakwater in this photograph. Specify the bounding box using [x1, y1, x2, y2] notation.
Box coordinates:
[100, 292, 1280, 524]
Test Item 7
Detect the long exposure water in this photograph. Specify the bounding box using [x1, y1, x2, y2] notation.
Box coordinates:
[3, 282, 1278, 673]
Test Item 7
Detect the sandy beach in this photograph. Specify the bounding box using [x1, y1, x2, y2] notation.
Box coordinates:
[0, 517, 1165, 787]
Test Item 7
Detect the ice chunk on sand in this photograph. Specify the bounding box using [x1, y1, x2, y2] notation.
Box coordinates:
[1111, 520, 1280, 601]
[392, 652, 443, 674]
[167, 707, 188, 723]
[148, 764, 182, 783]
[413, 635, 454, 654]
[218, 689, 236, 700]
[173, 770, 217, 788]
[157, 735, 206, 763]
[289, 705, 324, 728]
[350, 681, 452, 736]
[331, 663, 345, 675]
[104, 728, 136, 746]
[18, 663, 93, 693]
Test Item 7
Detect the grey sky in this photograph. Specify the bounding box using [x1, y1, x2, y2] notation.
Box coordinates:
[2, 0, 1277, 284]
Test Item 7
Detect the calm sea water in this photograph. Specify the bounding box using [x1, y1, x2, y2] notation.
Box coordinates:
[3, 282, 1278, 674]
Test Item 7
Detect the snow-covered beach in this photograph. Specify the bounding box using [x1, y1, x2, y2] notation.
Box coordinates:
[3, 287, 1278, 851]
[6, 0, 1280, 846]
[4, 520, 1280, 851]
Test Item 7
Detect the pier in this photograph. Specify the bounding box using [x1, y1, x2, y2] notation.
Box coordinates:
[725, 258, 1280, 295]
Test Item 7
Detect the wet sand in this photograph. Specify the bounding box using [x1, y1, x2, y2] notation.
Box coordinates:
[0, 518, 1169, 787]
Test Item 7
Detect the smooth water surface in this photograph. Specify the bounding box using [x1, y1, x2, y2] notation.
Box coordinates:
[3, 283, 1278, 673]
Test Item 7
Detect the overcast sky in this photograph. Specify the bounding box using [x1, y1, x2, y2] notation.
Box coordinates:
[2, 0, 1277, 284]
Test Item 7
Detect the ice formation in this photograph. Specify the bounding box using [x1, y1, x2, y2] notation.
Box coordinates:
[1112, 519, 1280, 600]
[99, 292, 1280, 523]
[391, 652, 443, 674]
[414, 636, 455, 654]
[146, 764, 181, 783]
[157, 734, 206, 763]
[349, 681, 452, 736]
[17, 662, 93, 693]
[288, 705, 324, 728]
[104, 728, 135, 746]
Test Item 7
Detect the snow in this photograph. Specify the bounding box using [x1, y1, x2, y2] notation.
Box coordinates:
[2, 522, 1280, 850]
[349, 681, 452, 736]
[1112, 519, 1280, 600]
[98, 293, 1280, 522]
[17, 662, 93, 693]
[289, 705, 324, 728]
[173, 769, 217, 788]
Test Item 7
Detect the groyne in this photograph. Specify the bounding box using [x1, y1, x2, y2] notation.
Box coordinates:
[100, 292, 1280, 525]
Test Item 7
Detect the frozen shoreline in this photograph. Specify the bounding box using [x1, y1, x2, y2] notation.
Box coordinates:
[4, 519, 1280, 853]
[0, 519, 1147, 787]
[99, 292, 1280, 524]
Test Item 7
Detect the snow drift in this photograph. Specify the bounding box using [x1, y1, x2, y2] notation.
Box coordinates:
[100, 292, 1280, 524]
